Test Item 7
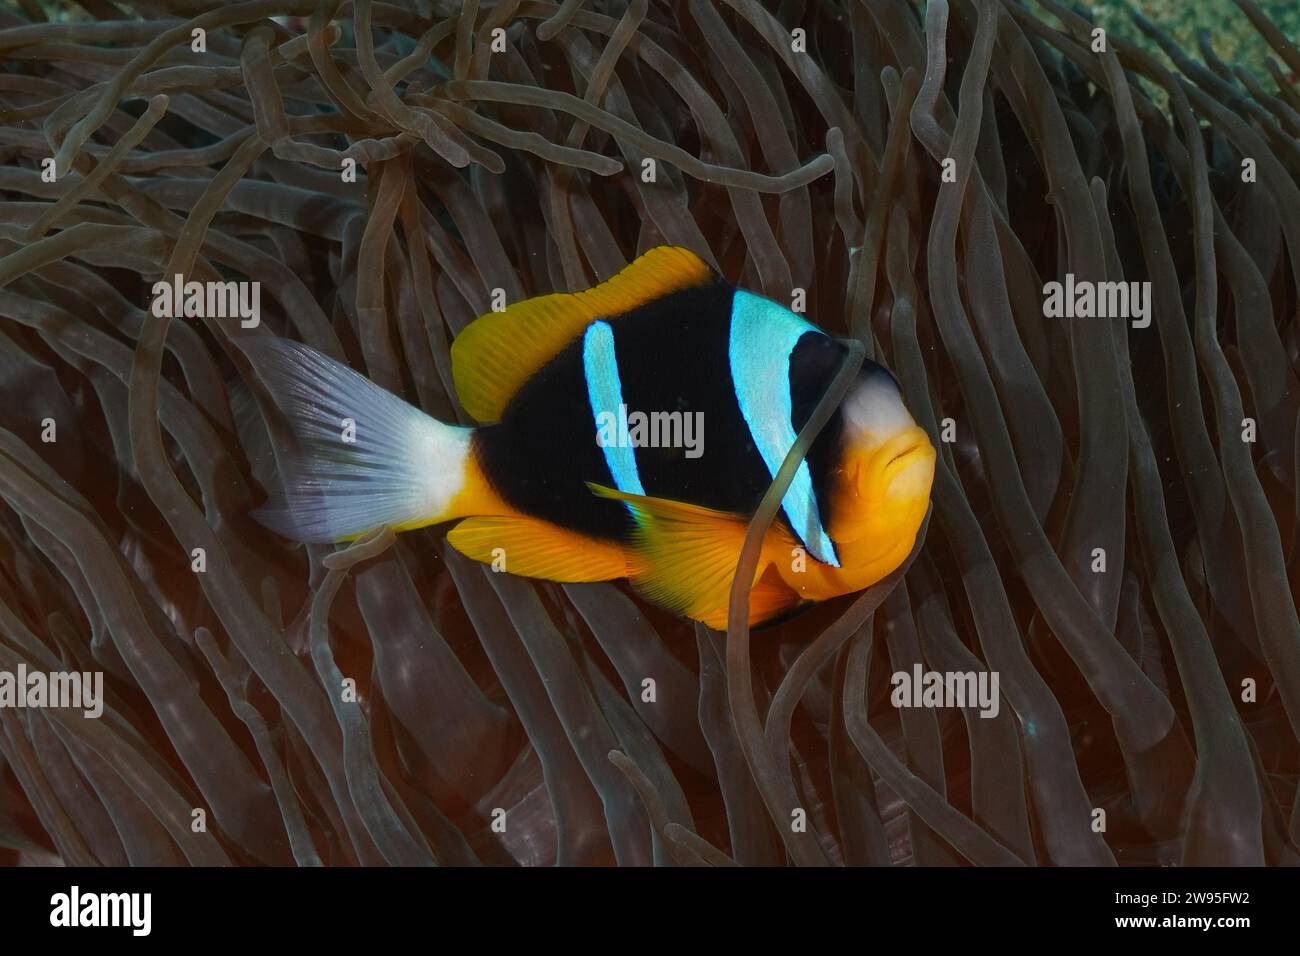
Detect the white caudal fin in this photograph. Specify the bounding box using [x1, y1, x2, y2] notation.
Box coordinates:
[240, 338, 473, 543]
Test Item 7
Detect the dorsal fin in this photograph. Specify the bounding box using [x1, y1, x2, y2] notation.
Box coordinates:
[451, 246, 713, 422]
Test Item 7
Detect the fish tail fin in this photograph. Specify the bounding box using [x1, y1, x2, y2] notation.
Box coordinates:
[240, 338, 477, 543]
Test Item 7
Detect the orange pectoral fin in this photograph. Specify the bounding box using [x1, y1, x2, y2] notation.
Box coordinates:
[694, 565, 803, 631]
[587, 483, 799, 627]
[447, 516, 627, 582]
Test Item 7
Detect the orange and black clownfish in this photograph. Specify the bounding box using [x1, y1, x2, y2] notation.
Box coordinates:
[242, 246, 936, 629]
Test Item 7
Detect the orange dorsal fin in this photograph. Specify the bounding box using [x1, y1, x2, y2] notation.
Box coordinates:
[447, 515, 627, 582]
[451, 246, 713, 422]
[587, 483, 799, 627]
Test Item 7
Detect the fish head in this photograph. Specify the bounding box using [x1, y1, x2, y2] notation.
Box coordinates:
[829, 363, 936, 558]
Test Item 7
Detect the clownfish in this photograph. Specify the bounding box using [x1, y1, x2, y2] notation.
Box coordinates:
[243, 246, 935, 629]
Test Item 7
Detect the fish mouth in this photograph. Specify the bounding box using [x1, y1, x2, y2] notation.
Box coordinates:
[885, 442, 923, 468]
[879, 426, 932, 473]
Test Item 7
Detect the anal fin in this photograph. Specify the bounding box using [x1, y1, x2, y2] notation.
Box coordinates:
[447, 516, 627, 582]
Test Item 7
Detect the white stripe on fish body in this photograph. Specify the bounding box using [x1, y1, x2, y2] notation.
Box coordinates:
[727, 289, 840, 568]
[240, 338, 471, 543]
[583, 320, 647, 499]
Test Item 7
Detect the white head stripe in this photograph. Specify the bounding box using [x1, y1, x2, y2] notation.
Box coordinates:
[728, 290, 839, 567]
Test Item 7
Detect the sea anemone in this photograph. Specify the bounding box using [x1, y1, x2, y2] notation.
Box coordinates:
[0, 0, 1297, 866]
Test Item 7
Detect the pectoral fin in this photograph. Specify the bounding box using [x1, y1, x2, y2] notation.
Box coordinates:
[587, 483, 799, 626]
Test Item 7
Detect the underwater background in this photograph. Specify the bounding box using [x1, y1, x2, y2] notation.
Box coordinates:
[1, 0, 1299, 866]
